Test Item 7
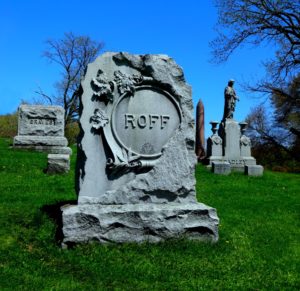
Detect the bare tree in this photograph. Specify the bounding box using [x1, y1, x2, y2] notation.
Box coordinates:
[211, 0, 300, 82]
[271, 75, 300, 138]
[37, 32, 104, 125]
[246, 105, 292, 151]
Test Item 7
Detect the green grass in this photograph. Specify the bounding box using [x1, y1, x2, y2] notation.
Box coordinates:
[0, 138, 299, 290]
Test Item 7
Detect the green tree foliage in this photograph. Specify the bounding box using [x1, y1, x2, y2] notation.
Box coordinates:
[0, 113, 17, 138]
[36, 32, 104, 125]
[65, 121, 80, 145]
[211, 0, 300, 168]
[246, 75, 300, 168]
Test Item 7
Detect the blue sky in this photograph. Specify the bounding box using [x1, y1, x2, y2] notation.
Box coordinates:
[0, 0, 273, 137]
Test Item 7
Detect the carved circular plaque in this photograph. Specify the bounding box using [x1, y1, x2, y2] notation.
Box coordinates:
[112, 85, 181, 158]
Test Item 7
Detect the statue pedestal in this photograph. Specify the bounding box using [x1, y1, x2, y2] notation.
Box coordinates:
[206, 119, 263, 175]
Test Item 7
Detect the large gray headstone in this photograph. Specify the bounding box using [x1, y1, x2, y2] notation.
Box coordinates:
[61, 52, 219, 245]
[13, 105, 71, 155]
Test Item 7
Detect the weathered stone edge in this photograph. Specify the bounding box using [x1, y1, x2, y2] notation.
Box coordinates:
[14, 136, 68, 147]
[61, 203, 219, 245]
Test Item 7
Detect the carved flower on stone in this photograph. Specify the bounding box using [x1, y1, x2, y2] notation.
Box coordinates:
[114, 70, 142, 95]
[90, 108, 109, 130]
[91, 70, 114, 102]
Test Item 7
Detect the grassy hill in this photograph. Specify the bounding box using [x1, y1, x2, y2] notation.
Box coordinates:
[0, 138, 299, 290]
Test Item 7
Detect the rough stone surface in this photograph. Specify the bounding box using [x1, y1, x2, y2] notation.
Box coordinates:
[46, 154, 70, 174]
[13, 105, 71, 154]
[16, 104, 65, 136]
[61, 52, 219, 245]
[13, 145, 72, 155]
[62, 203, 219, 244]
[245, 165, 264, 176]
[14, 136, 68, 147]
[212, 161, 231, 175]
[77, 52, 198, 205]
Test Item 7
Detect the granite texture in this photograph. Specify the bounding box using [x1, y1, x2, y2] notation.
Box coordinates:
[77, 52, 196, 204]
[13, 105, 71, 156]
[62, 203, 219, 245]
[62, 52, 219, 245]
[14, 136, 68, 147]
[13, 145, 72, 155]
[46, 154, 70, 174]
[16, 104, 65, 136]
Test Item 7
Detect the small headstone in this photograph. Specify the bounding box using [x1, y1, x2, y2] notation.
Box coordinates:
[61, 52, 219, 245]
[245, 165, 264, 176]
[46, 154, 70, 174]
[13, 105, 71, 155]
[212, 161, 231, 175]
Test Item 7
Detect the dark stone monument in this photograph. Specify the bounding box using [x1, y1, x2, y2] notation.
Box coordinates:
[195, 99, 206, 161]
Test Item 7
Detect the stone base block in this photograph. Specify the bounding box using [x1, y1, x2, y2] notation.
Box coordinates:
[245, 165, 264, 176]
[212, 161, 231, 175]
[207, 156, 224, 166]
[14, 135, 68, 147]
[243, 157, 257, 166]
[13, 145, 72, 155]
[61, 203, 219, 246]
[230, 165, 245, 172]
[46, 154, 70, 174]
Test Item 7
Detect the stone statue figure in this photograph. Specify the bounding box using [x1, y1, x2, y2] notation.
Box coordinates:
[222, 79, 239, 120]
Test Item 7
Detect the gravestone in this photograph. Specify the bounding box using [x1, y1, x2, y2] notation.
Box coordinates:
[61, 52, 219, 245]
[13, 105, 72, 173]
[14, 105, 71, 155]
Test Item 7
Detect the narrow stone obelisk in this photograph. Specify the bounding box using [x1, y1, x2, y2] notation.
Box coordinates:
[195, 99, 205, 161]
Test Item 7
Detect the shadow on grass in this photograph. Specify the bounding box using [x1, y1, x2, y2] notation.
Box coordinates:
[41, 200, 77, 244]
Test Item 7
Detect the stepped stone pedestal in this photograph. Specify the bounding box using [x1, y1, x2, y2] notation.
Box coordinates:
[206, 119, 263, 175]
[13, 105, 72, 173]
